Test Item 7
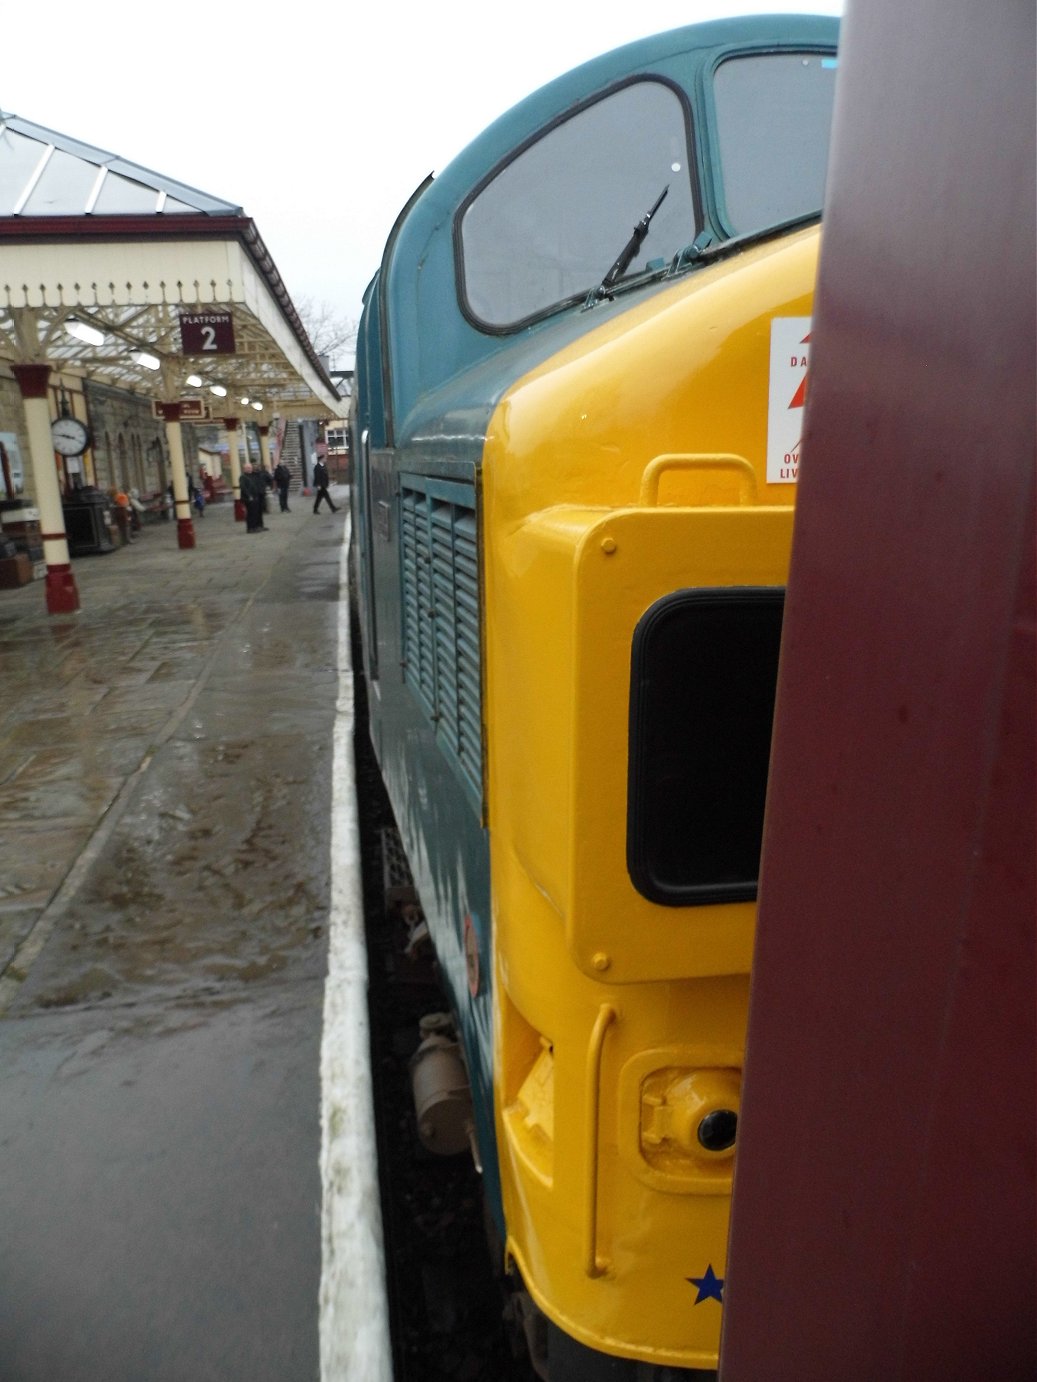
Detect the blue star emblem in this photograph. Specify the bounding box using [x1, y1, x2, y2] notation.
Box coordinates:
[687, 1264, 724, 1304]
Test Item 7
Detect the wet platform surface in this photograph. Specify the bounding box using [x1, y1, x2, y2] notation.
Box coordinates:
[0, 493, 348, 1381]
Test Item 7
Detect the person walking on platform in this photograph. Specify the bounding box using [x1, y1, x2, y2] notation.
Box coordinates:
[273, 460, 291, 512]
[240, 462, 267, 533]
[312, 457, 338, 514]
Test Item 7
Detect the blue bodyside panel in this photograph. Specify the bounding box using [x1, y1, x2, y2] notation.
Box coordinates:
[362, 446, 500, 1226]
[355, 273, 385, 449]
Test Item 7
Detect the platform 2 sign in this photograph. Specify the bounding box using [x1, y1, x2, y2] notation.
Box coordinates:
[179, 311, 236, 355]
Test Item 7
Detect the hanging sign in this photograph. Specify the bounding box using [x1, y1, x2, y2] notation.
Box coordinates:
[179, 311, 236, 355]
[151, 398, 209, 420]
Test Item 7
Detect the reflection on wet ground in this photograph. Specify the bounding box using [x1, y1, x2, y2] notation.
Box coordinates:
[21, 731, 328, 1009]
[0, 500, 344, 999]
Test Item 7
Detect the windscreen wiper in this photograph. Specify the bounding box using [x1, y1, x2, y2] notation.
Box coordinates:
[594, 185, 669, 300]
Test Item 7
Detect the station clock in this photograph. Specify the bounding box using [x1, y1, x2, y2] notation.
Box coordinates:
[51, 415, 91, 457]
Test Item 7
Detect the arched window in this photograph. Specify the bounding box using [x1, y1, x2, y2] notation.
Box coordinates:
[116, 432, 128, 490]
[148, 438, 166, 493]
[101, 431, 113, 490]
[131, 434, 144, 492]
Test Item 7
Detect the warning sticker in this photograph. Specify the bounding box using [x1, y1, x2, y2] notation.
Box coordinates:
[767, 317, 812, 484]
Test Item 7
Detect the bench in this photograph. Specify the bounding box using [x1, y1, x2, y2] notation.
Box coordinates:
[136, 492, 171, 523]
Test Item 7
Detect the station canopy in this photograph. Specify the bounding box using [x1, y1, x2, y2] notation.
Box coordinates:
[0, 113, 343, 419]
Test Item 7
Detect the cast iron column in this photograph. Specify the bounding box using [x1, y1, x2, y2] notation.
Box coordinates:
[223, 417, 244, 521]
[11, 363, 79, 614]
[158, 402, 196, 550]
[257, 423, 272, 476]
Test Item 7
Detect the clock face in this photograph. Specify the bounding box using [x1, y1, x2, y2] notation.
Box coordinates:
[51, 415, 90, 457]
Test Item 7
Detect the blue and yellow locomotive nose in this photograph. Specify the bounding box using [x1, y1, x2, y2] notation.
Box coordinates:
[482, 224, 819, 1370]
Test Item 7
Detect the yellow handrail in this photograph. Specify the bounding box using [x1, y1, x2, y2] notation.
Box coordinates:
[638, 452, 758, 507]
[584, 1002, 617, 1278]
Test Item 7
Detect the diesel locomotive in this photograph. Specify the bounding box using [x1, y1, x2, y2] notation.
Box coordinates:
[351, 15, 839, 1377]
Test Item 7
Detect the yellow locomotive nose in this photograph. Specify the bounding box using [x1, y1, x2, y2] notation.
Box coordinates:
[641, 1068, 741, 1164]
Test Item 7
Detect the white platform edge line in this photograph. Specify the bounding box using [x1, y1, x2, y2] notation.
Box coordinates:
[319, 507, 394, 1382]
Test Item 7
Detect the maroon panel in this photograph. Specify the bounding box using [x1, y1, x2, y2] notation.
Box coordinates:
[10, 363, 51, 399]
[720, 2, 1035, 1378]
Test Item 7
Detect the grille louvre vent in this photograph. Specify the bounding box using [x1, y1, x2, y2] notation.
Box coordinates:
[400, 477, 482, 803]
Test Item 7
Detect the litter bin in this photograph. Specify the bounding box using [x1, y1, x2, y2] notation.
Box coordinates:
[62, 487, 115, 556]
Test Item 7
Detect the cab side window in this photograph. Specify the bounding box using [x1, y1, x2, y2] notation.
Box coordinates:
[712, 52, 838, 235]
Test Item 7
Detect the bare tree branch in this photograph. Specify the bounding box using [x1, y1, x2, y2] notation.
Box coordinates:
[294, 296, 358, 364]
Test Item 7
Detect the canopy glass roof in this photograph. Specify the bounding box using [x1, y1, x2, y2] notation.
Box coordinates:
[0, 113, 240, 217]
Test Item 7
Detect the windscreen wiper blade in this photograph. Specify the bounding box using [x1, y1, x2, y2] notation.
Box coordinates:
[594, 185, 669, 299]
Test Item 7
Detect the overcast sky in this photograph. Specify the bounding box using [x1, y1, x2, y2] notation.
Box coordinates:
[3, 0, 842, 364]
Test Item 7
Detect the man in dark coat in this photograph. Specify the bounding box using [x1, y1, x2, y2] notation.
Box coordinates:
[312, 458, 338, 514]
[240, 463, 267, 532]
[273, 460, 291, 512]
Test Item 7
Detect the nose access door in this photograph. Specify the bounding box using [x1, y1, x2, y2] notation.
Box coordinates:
[565, 499, 795, 985]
